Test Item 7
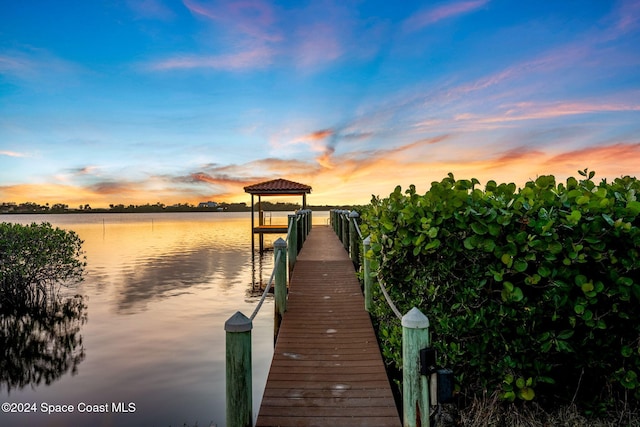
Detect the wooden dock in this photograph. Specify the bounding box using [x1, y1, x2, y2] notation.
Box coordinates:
[256, 225, 401, 427]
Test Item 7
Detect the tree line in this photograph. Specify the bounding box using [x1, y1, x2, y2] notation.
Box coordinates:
[1, 201, 353, 214]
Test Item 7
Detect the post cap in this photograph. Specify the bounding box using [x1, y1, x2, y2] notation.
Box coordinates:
[225, 311, 253, 332]
[402, 307, 430, 329]
[349, 210, 359, 218]
[363, 235, 371, 245]
[274, 237, 286, 248]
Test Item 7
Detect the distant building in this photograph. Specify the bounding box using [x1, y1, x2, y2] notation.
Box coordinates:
[198, 201, 218, 208]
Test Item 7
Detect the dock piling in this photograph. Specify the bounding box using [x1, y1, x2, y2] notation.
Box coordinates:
[273, 238, 287, 341]
[225, 311, 253, 427]
[402, 307, 431, 427]
[349, 210, 360, 268]
[363, 235, 372, 312]
[287, 215, 297, 272]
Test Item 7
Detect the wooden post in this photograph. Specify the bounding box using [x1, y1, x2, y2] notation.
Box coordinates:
[402, 307, 430, 427]
[258, 196, 264, 252]
[297, 212, 304, 252]
[301, 210, 307, 240]
[274, 238, 287, 342]
[342, 211, 349, 250]
[250, 194, 255, 253]
[332, 210, 337, 233]
[349, 211, 360, 269]
[287, 214, 297, 272]
[225, 311, 253, 427]
[363, 235, 372, 312]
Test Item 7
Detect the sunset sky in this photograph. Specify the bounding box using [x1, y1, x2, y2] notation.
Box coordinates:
[1, 0, 639, 207]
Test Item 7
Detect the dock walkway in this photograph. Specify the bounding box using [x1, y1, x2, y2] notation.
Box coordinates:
[256, 225, 401, 427]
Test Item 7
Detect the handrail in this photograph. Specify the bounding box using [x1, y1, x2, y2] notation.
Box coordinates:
[353, 216, 363, 240]
[250, 211, 299, 320]
[376, 272, 403, 320]
[249, 250, 281, 321]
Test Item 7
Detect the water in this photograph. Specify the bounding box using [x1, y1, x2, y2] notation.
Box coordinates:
[0, 211, 328, 427]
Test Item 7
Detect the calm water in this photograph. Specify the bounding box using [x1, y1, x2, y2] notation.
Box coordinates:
[0, 211, 328, 427]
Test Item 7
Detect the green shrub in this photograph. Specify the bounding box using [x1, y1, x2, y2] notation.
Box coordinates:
[0, 222, 86, 308]
[361, 170, 640, 413]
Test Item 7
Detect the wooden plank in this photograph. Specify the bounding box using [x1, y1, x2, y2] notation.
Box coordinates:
[255, 226, 400, 427]
[256, 416, 400, 427]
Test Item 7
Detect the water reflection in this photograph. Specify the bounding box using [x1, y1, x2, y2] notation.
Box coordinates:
[0, 295, 87, 393]
[69, 213, 259, 314]
[115, 244, 251, 313]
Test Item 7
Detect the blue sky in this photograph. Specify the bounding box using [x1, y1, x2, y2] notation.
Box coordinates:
[1, 0, 639, 207]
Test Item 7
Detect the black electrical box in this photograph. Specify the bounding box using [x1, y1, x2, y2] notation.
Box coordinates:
[437, 369, 454, 403]
[420, 347, 436, 375]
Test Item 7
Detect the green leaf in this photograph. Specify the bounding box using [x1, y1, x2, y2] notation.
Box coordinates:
[556, 340, 573, 353]
[621, 370, 638, 390]
[501, 253, 513, 267]
[424, 239, 441, 250]
[557, 330, 574, 340]
[574, 275, 587, 286]
[547, 241, 563, 254]
[512, 287, 524, 302]
[602, 213, 615, 226]
[538, 265, 552, 278]
[488, 223, 501, 237]
[514, 259, 528, 273]
[627, 200, 640, 216]
[471, 222, 488, 235]
[502, 391, 516, 402]
[463, 237, 475, 250]
[581, 282, 594, 293]
[568, 209, 582, 223]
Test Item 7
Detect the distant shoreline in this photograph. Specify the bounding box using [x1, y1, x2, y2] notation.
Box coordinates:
[0, 205, 359, 215]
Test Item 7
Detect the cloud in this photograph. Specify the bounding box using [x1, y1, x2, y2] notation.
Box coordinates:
[0, 150, 29, 158]
[65, 166, 100, 175]
[404, 0, 489, 32]
[546, 142, 640, 167]
[465, 101, 640, 125]
[293, 22, 343, 69]
[605, 0, 640, 38]
[183, 0, 281, 43]
[0, 48, 86, 88]
[147, 47, 274, 71]
[146, 0, 380, 73]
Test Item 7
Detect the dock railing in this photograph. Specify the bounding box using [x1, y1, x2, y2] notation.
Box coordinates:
[224, 209, 312, 427]
[331, 209, 452, 427]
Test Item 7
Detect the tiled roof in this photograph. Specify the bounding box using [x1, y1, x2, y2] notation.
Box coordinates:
[244, 178, 312, 194]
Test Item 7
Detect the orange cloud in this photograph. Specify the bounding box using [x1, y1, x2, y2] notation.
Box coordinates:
[309, 129, 333, 140]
